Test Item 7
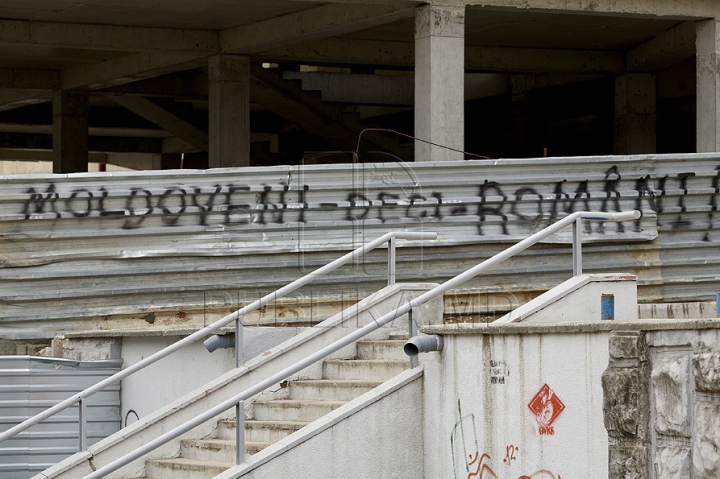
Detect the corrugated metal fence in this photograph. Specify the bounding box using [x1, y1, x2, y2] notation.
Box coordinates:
[0, 356, 122, 479]
[0, 153, 717, 338]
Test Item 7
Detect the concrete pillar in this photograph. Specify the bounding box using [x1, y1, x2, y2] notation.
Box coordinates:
[414, 5, 465, 162]
[510, 74, 536, 157]
[614, 74, 656, 155]
[52, 90, 89, 174]
[209, 54, 250, 168]
[696, 19, 720, 152]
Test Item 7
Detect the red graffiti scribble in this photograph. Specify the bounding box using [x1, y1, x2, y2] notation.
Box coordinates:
[503, 445, 519, 464]
[467, 453, 499, 479]
[519, 470, 562, 479]
[527, 384, 565, 435]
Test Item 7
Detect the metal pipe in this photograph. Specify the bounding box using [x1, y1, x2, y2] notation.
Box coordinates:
[235, 315, 243, 369]
[404, 335, 444, 357]
[204, 334, 235, 353]
[572, 217, 582, 276]
[83, 211, 638, 479]
[78, 398, 87, 452]
[0, 230, 436, 445]
[408, 307, 419, 368]
[388, 237, 396, 286]
[235, 401, 244, 465]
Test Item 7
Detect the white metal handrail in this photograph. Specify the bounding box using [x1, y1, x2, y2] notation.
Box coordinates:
[0, 231, 436, 448]
[83, 210, 639, 479]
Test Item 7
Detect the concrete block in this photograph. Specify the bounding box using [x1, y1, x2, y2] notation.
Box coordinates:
[603, 367, 642, 438]
[610, 332, 644, 361]
[61, 337, 122, 361]
[654, 446, 692, 478]
[694, 401, 720, 477]
[694, 353, 720, 393]
[609, 446, 647, 479]
[651, 352, 691, 437]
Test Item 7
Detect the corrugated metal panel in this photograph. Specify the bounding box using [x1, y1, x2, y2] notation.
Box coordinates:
[1, 154, 711, 339]
[0, 356, 122, 479]
[655, 154, 720, 302]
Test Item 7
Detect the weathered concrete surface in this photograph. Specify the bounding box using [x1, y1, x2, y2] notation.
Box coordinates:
[414, 5, 464, 162]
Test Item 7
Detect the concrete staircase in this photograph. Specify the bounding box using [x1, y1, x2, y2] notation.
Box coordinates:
[138, 337, 409, 479]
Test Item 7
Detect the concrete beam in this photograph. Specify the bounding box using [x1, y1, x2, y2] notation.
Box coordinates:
[0, 19, 218, 54]
[62, 53, 208, 91]
[0, 148, 107, 163]
[0, 90, 52, 112]
[104, 73, 208, 99]
[0, 133, 161, 153]
[104, 94, 209, 152]
[250, 64, 403, 157]
[259, 38, 624, 73]
[627, 22, 696, 72]
[221, 4, 415, 54]
[463, 0, 718, 19]
[0, 69, 60, 90]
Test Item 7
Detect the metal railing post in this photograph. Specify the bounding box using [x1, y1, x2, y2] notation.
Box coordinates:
[388, 237, 396, 285]
[78, 398, 87, 451]
[235, 315, 244, 369]
[235, 401, 245, 464]
[408, 307, 419, 369]
[572, 217, 583, 276]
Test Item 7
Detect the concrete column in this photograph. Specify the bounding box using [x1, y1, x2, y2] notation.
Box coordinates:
[696, 19, 720, 152]
[510, 74, 536, 157]
[614, 74, 656, 155]
[414, 5, 465, 162]
[209, 54, 250, 168]
[52, 90, 89, 174]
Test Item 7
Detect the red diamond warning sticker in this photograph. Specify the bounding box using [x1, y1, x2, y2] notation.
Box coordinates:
[528, 383, 565, 435]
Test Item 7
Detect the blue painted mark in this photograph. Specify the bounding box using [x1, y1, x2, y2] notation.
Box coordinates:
[601, 294, 615, 320]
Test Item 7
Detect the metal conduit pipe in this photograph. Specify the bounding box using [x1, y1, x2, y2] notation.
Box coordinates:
[204, 334, 235, 353]
[404, 335, 443, 357]
[82, 210, 639, 479]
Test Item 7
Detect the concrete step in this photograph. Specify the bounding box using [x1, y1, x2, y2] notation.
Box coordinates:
[179, 438, 272, 463]
[322, 359, 408, 381]
[217, 419, 308, 443]
[252, 399, 346, 422]
[388, 332, 409, 340]
[288, 379, 383, 401]
[357, 339, 408, 361]
[145, 457, 233, 479]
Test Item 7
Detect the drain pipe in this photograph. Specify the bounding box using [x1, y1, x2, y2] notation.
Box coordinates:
[204, 334, 235, 353]
[404, 335, 443, 357]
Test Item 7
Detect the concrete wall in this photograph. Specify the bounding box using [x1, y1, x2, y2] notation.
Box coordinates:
[422, 319, 720, 479]
[422, 328, 610, 478]
[120, 328, 302, 423]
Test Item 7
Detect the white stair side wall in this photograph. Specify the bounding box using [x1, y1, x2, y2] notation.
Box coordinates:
[495, 273, 638, 323]
[216, 367, 424, 479]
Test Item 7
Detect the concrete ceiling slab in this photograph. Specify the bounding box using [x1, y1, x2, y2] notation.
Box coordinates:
[341, 9, 681, 51]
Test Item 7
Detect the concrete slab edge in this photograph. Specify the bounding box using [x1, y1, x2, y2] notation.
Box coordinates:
[423, 318, 720, 336]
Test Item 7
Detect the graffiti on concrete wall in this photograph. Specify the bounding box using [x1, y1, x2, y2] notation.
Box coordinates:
[490, 359, 510, 385]
[452, 400, 563, 479]
[12, 163, 718, 239]
[528, 384, 566, 436]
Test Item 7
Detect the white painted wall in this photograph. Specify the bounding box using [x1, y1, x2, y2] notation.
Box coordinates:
[423, 331, 611, 479]
[121, 327, 302, 423]
[219, 369, 424, 479]
[496, 273, 638, 323]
